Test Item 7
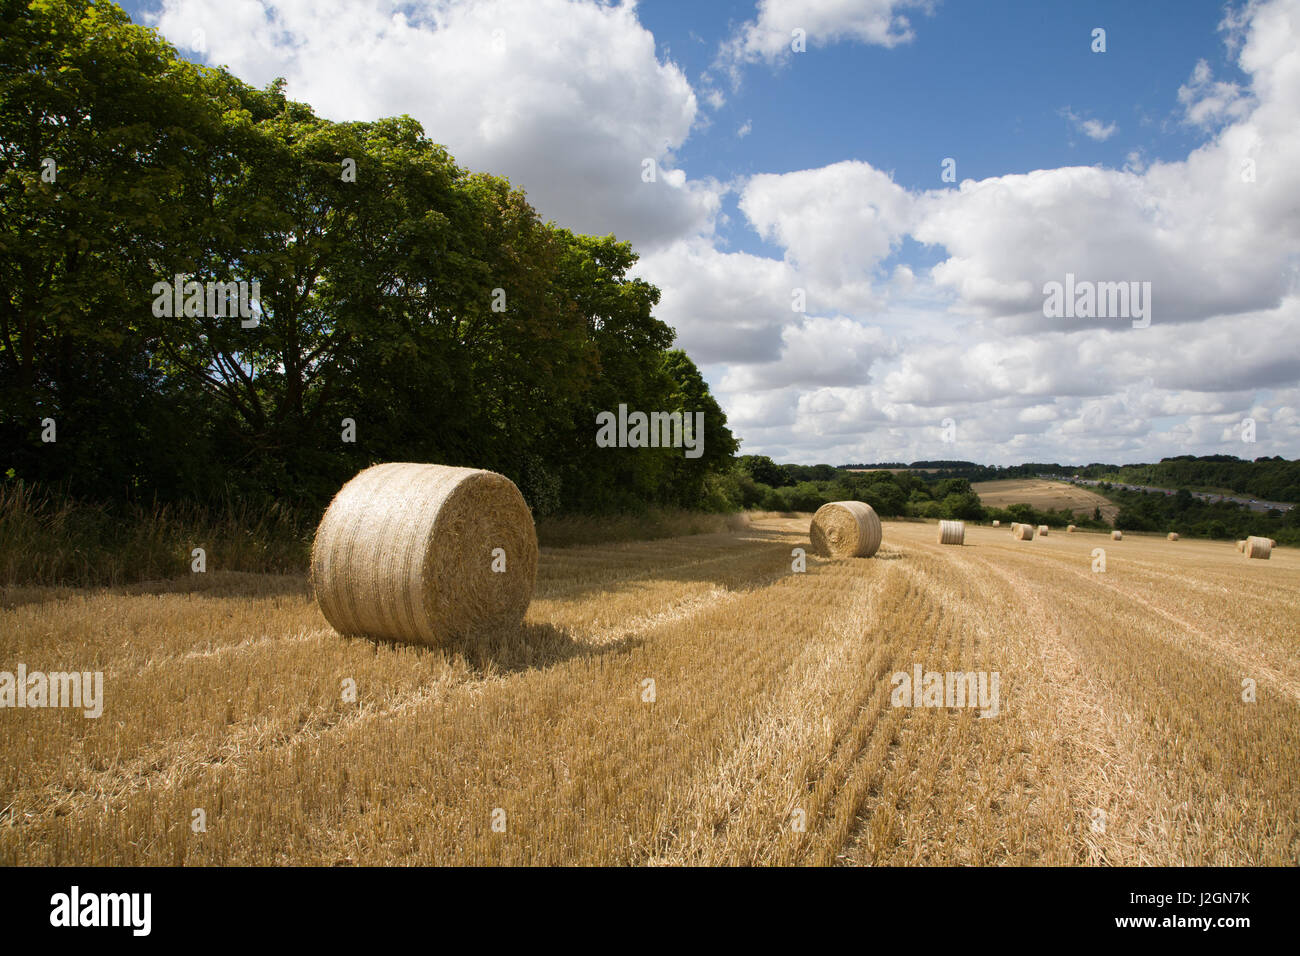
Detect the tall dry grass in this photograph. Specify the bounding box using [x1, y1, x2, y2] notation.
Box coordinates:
[0, 481, 310, 588]
[0, 483, 757, 586]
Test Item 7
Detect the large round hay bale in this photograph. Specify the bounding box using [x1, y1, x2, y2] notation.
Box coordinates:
[1013, 523, 1035, 540]
[1037, 524, 1049, 536]
[1244, 535, 1272, 560]
[310, 462, 538, 645]
[1066, 524, 1077, 533]
[1236, 539, 1246, 552]
[991, 519, 1000, 527]
[810, 501, 882, 558]
[1111, 530, 1123, 541]
[937, 519, 965, 545]
[1167, 532, 1179, 541]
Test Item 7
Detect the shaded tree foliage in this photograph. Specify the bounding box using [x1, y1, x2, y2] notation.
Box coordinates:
[1, 0, 736, 515]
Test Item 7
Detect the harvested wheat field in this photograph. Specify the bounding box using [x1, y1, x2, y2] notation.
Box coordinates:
[973, 478, 1119, 523]
[2, 518, 1298, 866]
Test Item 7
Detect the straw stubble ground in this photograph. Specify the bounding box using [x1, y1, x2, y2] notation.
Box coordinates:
[2, 520, 1297, 865]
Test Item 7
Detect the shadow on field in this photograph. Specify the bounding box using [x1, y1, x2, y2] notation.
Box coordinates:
[119, 571, 313, 600]
[535, 525, 811, 603]
[0, 570, 311, 609]
[355, 621, 644, 676]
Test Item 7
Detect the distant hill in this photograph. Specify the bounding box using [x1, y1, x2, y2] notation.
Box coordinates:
[836, 456, 1298, 503]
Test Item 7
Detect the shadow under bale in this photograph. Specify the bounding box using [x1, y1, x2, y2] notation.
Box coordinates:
[346, 620, 644, 677]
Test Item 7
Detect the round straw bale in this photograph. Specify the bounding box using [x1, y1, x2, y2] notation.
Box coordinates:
[937, 519, 965, 545]
[1066, 524, 1077, 533]
[1244, 535, 1272, 560]
[1167, 532, 1179, 541]
[1037, 524, 1049, 536]
[810, 500, 882, 558]
[1236, 539, 1246, 552]
[1269, 538, 1277, 548]
[1013, 523, 1035, 540]
[311, 462, 538, 645]
[1111, 530, 1123, 541]
[991, 519, 1000, 527]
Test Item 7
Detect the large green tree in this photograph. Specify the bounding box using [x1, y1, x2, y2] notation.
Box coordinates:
[1, 0, 740, 517]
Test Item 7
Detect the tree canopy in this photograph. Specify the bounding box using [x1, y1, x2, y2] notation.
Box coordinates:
[0, 0, 737, 515]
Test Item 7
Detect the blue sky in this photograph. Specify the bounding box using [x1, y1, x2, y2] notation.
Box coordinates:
[126, 0, 1299, 465]
[631, 0, 1247, 261]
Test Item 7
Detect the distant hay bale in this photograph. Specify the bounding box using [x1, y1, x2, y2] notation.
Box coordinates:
[1013, 523, 1035, 541]
[937, 519, 965, 545]
[1066, 524, 1077, 533]
[810, 501, 882, 558]
[991, 519, 1000, 527]
[1111, 530, 1123, 541]
[1037, 524, 1049, 536]
[311, 462, 538, 646]
[1269, 538, 1277, 548]
[1167, 532, 1179, 541]
[1236, 539, 1246, 552]
[1244, 535, 1272, 560]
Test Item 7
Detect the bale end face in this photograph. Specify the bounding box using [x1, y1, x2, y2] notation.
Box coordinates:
[810, 501, 882, 558]
[311, 462, 538, 646]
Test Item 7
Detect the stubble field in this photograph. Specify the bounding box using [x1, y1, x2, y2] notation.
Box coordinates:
[3, 518, 1298, 866]
[972, 478, 1120, 522]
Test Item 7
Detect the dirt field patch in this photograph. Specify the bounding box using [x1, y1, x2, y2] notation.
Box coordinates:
[973, 478, 1119, 523]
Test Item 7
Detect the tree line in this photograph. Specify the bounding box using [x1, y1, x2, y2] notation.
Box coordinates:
[0, 0, 737, 517]
[1108, 485, 1299, 544]
[850, 456, 1300, 506]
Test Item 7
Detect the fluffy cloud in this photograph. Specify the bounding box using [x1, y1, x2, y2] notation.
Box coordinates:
[720, 0, 928, 65]
[700, 0, 1300, 463]
[1060, 108, 1118, 142]
[1178, 59, 1253, 129]
[149, 0, 721, 250]
[898, 0, 1300, 358]
[720, 315, 895, 392]
[144, 0, 1300, 464]
[631, 238, 800, 364]
[739, 161, 913, 309]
